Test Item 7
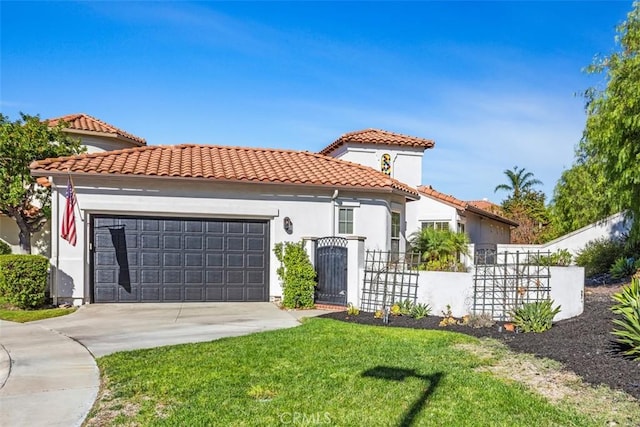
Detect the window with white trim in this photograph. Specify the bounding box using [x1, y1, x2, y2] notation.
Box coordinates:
[338, 208, 353, 234]
[457, 222, 465, 234]
[421, 221, 449, 231]
[391, 212, 401, 254]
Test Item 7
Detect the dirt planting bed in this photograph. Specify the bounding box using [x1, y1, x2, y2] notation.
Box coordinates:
[322, 285, 640, 400]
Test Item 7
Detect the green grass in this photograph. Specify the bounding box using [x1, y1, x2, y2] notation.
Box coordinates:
[0, 297, 76, 322]
[88, 319, 611, 426]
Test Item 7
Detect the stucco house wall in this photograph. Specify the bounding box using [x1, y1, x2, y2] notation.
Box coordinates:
[327, 143, 425, 187]
[49, 175, 410, 304]
[497, 212, 631, 259]
[465, 211, 511, 245]
[405, 195, 458, 237]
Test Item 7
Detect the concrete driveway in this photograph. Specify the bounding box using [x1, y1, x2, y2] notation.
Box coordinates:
[1, 302, 320, 427]
[34, 302, 304, 357]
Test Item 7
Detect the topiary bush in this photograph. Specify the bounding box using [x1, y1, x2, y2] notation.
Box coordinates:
[273, 241, 316, 309]
[0, 240, 11, 255]
[0, 254, 49, 309]
[510, 300, 561, 333]
[611, 278, 640, 360]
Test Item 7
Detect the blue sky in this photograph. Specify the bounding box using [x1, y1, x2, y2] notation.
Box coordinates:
[1, 1, 632, 202]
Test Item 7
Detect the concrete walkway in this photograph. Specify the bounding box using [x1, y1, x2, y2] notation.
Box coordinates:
[0, 320, 99, 427]
[0, 302, 328, 426]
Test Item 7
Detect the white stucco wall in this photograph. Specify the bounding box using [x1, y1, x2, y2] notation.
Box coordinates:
[414, 267, 583, 321]
[405, 197, 512, 247]
[0, 215, 50, 255]
[406, 195, 458, 238]
[415, 271, 474, 317]
[73, 134, 141, 154]
[329, 144, 425, 187]
[465, 211, 511, 245]
[497, 212, 630, 260]
[49, 175, 408, 304]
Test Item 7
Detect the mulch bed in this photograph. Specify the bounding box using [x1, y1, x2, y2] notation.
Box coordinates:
[321, 285, 640, 400]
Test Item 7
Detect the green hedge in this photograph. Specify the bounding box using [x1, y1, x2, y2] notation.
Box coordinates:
[0, 240, 11, 255]
[0, 255, 49, 309]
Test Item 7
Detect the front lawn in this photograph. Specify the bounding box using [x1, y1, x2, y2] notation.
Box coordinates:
[86, 318, 634, 426]
[0, 297, 75, 322]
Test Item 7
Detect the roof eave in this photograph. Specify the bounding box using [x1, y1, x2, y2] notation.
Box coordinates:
[29, 169, 420, 199]
[62, 128, 146, 146]
[467, 205, 519, 227]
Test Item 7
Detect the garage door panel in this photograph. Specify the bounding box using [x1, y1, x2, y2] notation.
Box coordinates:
[247, 237, 265, 251]
[246, 287, 266, 301]
[185, 270, 203, 284]
[163, 252, 181, 267]
[227, 237, 244, 251]
[118, 287, 138, 301]
[207, 254, 223, 267]
[206, 287, 224, 300]
[227, 222, 244, 234]
[227, 254, 244, 267]
[185, 221, 203, 232]
[185, 236, 203, 250]
[163, 270, 181, 283]
[163, 288, 182, 301]
[141, 252, 161, 267]
[141, 269, 161, 284]
[247, 271, 265, 284]
[92, 216, 268, 302]
[227, 271, 244, 284]
[141, 287, 160, 301]
[141, 235, 160, 249]
[247, 254, 264, 268]
[206, 270, 223, 284]
[163, 235, 181, 250]
[163, 220, 181, 232]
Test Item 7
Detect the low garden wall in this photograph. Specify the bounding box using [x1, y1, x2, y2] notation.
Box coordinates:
[414, 266, 584, 321]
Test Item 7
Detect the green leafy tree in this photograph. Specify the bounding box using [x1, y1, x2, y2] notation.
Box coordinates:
[551, 159, 615, 235]
[494, 166, 542, 201]
[579, 2, 640, 244]
[502, 190, 555, 244]
[0, 113, 84, 253]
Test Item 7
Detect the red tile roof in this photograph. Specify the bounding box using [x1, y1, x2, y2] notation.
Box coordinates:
[319, 129, 435, 156]
[417, 185, 467, 210]
[30, 144, 419, 198]
[468, 200, 504, 215]
[417, 186, 518, 227]
[47, 114, 146, 146]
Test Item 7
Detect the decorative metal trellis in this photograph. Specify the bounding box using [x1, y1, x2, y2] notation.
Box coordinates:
[360, 250, 421, 313]
[473, 250, 552, 321]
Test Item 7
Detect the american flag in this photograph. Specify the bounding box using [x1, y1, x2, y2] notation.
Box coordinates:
[61, 178, 77, 246]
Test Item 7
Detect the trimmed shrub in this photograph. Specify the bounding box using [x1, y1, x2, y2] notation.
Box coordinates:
[510, 300, 561, 333]
[611, 278, 640, 360]
[576, 237, 627, 277]
[0, 240, 11, 255]
[0, 255, 49, 309]
[273, 241, 316, 309]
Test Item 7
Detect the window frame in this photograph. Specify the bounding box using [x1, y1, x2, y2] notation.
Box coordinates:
[391, 211, 401, 254]
[421, 220, 450, 231]
[338, 207, 354, 234]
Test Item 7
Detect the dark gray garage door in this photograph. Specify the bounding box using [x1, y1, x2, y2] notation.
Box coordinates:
[91, 215, 269, 302]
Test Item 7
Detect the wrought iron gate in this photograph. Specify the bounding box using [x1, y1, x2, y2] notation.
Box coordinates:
[473, 251, 552, 321]
[360, 250, 420, 312]
[315, 237, 348, 305]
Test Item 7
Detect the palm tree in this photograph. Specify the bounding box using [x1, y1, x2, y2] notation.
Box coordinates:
[494, 166, 542, 200]
[408, 227, 470, 270]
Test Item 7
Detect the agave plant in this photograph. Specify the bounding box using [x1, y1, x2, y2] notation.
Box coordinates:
[510, 300, 561, 333]
[611, 278, 640, 360]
